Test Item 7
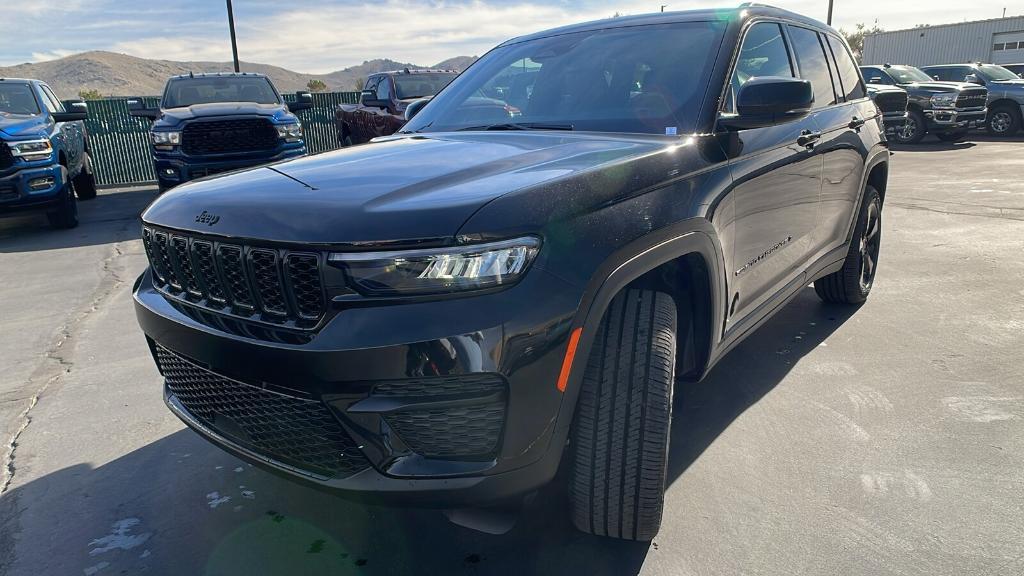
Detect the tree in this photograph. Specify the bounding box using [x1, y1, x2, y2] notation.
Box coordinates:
[839, 22, 884, 63]
[78, 88, 103, 100]
[352, 77, 365, 92]
[306, 79, 327, 92]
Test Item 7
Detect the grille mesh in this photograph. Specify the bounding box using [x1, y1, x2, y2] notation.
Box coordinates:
[286, 254, 325, 319]
[374, 375, 507, 459]
[956, 89, 987, 109]
[871, 91, 908, 114]
[0, 143, 14, 170]
[385, 404, 505, 458]
[250, 249, 287, 315]
[182, 118, 279, 156]
[157, 345, 368, 479]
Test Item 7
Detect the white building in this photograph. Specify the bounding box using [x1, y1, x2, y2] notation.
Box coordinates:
[863, 16, 1024, 66]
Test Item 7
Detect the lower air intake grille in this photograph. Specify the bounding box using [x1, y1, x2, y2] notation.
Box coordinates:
[157, 346, 368, 479]
[375, 375, 507, 459]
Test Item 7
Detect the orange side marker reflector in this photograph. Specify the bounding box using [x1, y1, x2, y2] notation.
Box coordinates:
[556, 327, 583, 392]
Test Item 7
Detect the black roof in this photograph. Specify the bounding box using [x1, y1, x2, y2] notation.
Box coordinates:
[501, 3, 836, 46]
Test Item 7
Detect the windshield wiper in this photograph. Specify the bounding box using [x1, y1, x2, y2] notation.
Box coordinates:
[456, 122, 574, 132]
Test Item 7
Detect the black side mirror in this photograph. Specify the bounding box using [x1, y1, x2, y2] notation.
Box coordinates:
[404, 98, 431, 122]
[127, 97, 159, 119]
[719, 76, 813, 131]
[287, 91, 313, 112]
[53, 99, 88, 122]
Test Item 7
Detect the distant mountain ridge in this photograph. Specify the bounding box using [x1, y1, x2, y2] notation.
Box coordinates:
[0, 51, 479, 99]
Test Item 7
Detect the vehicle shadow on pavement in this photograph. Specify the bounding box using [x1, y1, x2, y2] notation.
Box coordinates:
[666, 287, 858, 485]
[0, 288, 858, 576]
[889, 140, 976, 153]
[0, 187, 156, 252]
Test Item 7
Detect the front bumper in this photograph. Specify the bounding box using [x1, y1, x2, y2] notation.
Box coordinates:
[134, 264, 582, 505]
[0, 163, 66, 215]
[153, 143, 306, 189]
[925, 107, 987, 131]
[881, 112, 908, 135]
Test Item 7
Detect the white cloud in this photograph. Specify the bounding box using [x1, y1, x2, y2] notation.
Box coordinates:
[29, 49, 79, 62]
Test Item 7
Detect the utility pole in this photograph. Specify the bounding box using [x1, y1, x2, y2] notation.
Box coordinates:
[226, 0, 240, 72]
[827, 0, 834, 25]
[661, 5, 667, 12]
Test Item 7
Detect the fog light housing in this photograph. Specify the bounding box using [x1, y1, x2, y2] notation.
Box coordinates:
[160, 167, 179, 180]
[28, 176, 55, 190]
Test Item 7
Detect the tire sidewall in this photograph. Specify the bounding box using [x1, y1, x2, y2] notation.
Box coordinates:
[897, 110, 926, 144]
[987, 106, 1021, 136]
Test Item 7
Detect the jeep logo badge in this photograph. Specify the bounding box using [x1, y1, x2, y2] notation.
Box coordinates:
[195, 210, 220, 226]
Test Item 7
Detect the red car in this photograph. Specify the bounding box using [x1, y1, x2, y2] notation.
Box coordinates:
[335, 69, 457, 146]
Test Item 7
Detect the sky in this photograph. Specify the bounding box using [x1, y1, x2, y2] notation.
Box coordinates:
[1, 0, 1019, 73]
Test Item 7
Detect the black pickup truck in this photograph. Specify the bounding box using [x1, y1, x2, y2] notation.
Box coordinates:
[128, 73, 312, 191]
[860, 64, 987, 143]
[134, 6, 888, 541]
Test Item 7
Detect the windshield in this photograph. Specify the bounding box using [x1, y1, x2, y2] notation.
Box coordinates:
[977, 65, 1021, 81]
[394, 73, 457, 99]
[0, 83, 41, 116]
[162, 76, 281, 108]
[887, 66, 934, 84]
[402, 21, 726, 135]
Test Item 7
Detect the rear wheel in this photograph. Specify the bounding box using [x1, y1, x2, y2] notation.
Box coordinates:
[47, 178, 79, 229]
[986, 104, 1021, 136]
[571, 289, 677, 541]
[73, 153, 98, 200]
[895, 109, 926, 144]
[814, 185, 881, 304]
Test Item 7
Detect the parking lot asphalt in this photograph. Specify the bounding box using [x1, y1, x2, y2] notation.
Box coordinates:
[1, 137, 1022, 576]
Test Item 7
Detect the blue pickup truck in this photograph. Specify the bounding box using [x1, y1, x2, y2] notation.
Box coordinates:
[128, 73, 312, 192]
[0, 78, 96, 229]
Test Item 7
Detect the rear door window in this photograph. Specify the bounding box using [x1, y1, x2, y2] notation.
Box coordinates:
[825, 35, 866, 101]
[788, 26, 837, 109]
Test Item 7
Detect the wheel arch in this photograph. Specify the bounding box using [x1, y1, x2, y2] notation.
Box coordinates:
[988, 98, 1022, 113]
[565, 224, 726, 399]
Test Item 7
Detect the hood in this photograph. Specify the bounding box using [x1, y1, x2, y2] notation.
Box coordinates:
[900, 81, 978, 94]
[154, 102, 296, 129]
[866, 83, 906, 95]
[0, 113, 48, 138]
[142, 132, 666, 245]
[989, 79, 1024, 91]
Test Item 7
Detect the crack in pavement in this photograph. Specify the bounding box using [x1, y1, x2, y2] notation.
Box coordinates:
[0, 238, 130, 495]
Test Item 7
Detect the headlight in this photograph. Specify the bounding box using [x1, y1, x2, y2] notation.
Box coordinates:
[329, 236, 541, 296]
[930, 93, 957, 109]
[275, 122, 304, 142]
[8, 139, 53, 161]
[150, 131, 181, 149]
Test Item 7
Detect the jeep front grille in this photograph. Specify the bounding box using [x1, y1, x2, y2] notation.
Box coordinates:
[157, 345, 368, 479]
[956, 89, 987, 109]
[181, 118, 279, 156]
[142, 226, 326, 328]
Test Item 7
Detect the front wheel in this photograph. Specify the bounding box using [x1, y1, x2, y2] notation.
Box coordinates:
[570, 289, 677, 541]
[814, 186, 881, 304]
[47, 179, 79, 229]
[73, 153, 98, 200]
[986, 105, 1021, 136]
[894, 109, 926, 144]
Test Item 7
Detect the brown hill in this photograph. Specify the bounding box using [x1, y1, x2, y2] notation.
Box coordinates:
[0, 51, 476, 99]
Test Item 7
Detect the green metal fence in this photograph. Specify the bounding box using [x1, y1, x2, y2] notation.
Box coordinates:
[82, 92, 360, 187]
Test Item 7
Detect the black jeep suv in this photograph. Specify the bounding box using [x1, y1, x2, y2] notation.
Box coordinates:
[860, 64, 988, 143]
[134, 5, 889, 541]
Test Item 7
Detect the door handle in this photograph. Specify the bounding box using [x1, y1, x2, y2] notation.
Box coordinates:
[797, 130, 821, 148]
[849, 116, 866, 129]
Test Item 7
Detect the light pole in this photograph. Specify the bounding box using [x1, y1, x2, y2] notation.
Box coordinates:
[226, 0, 240, 72]
[827, 0, 834, 25]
